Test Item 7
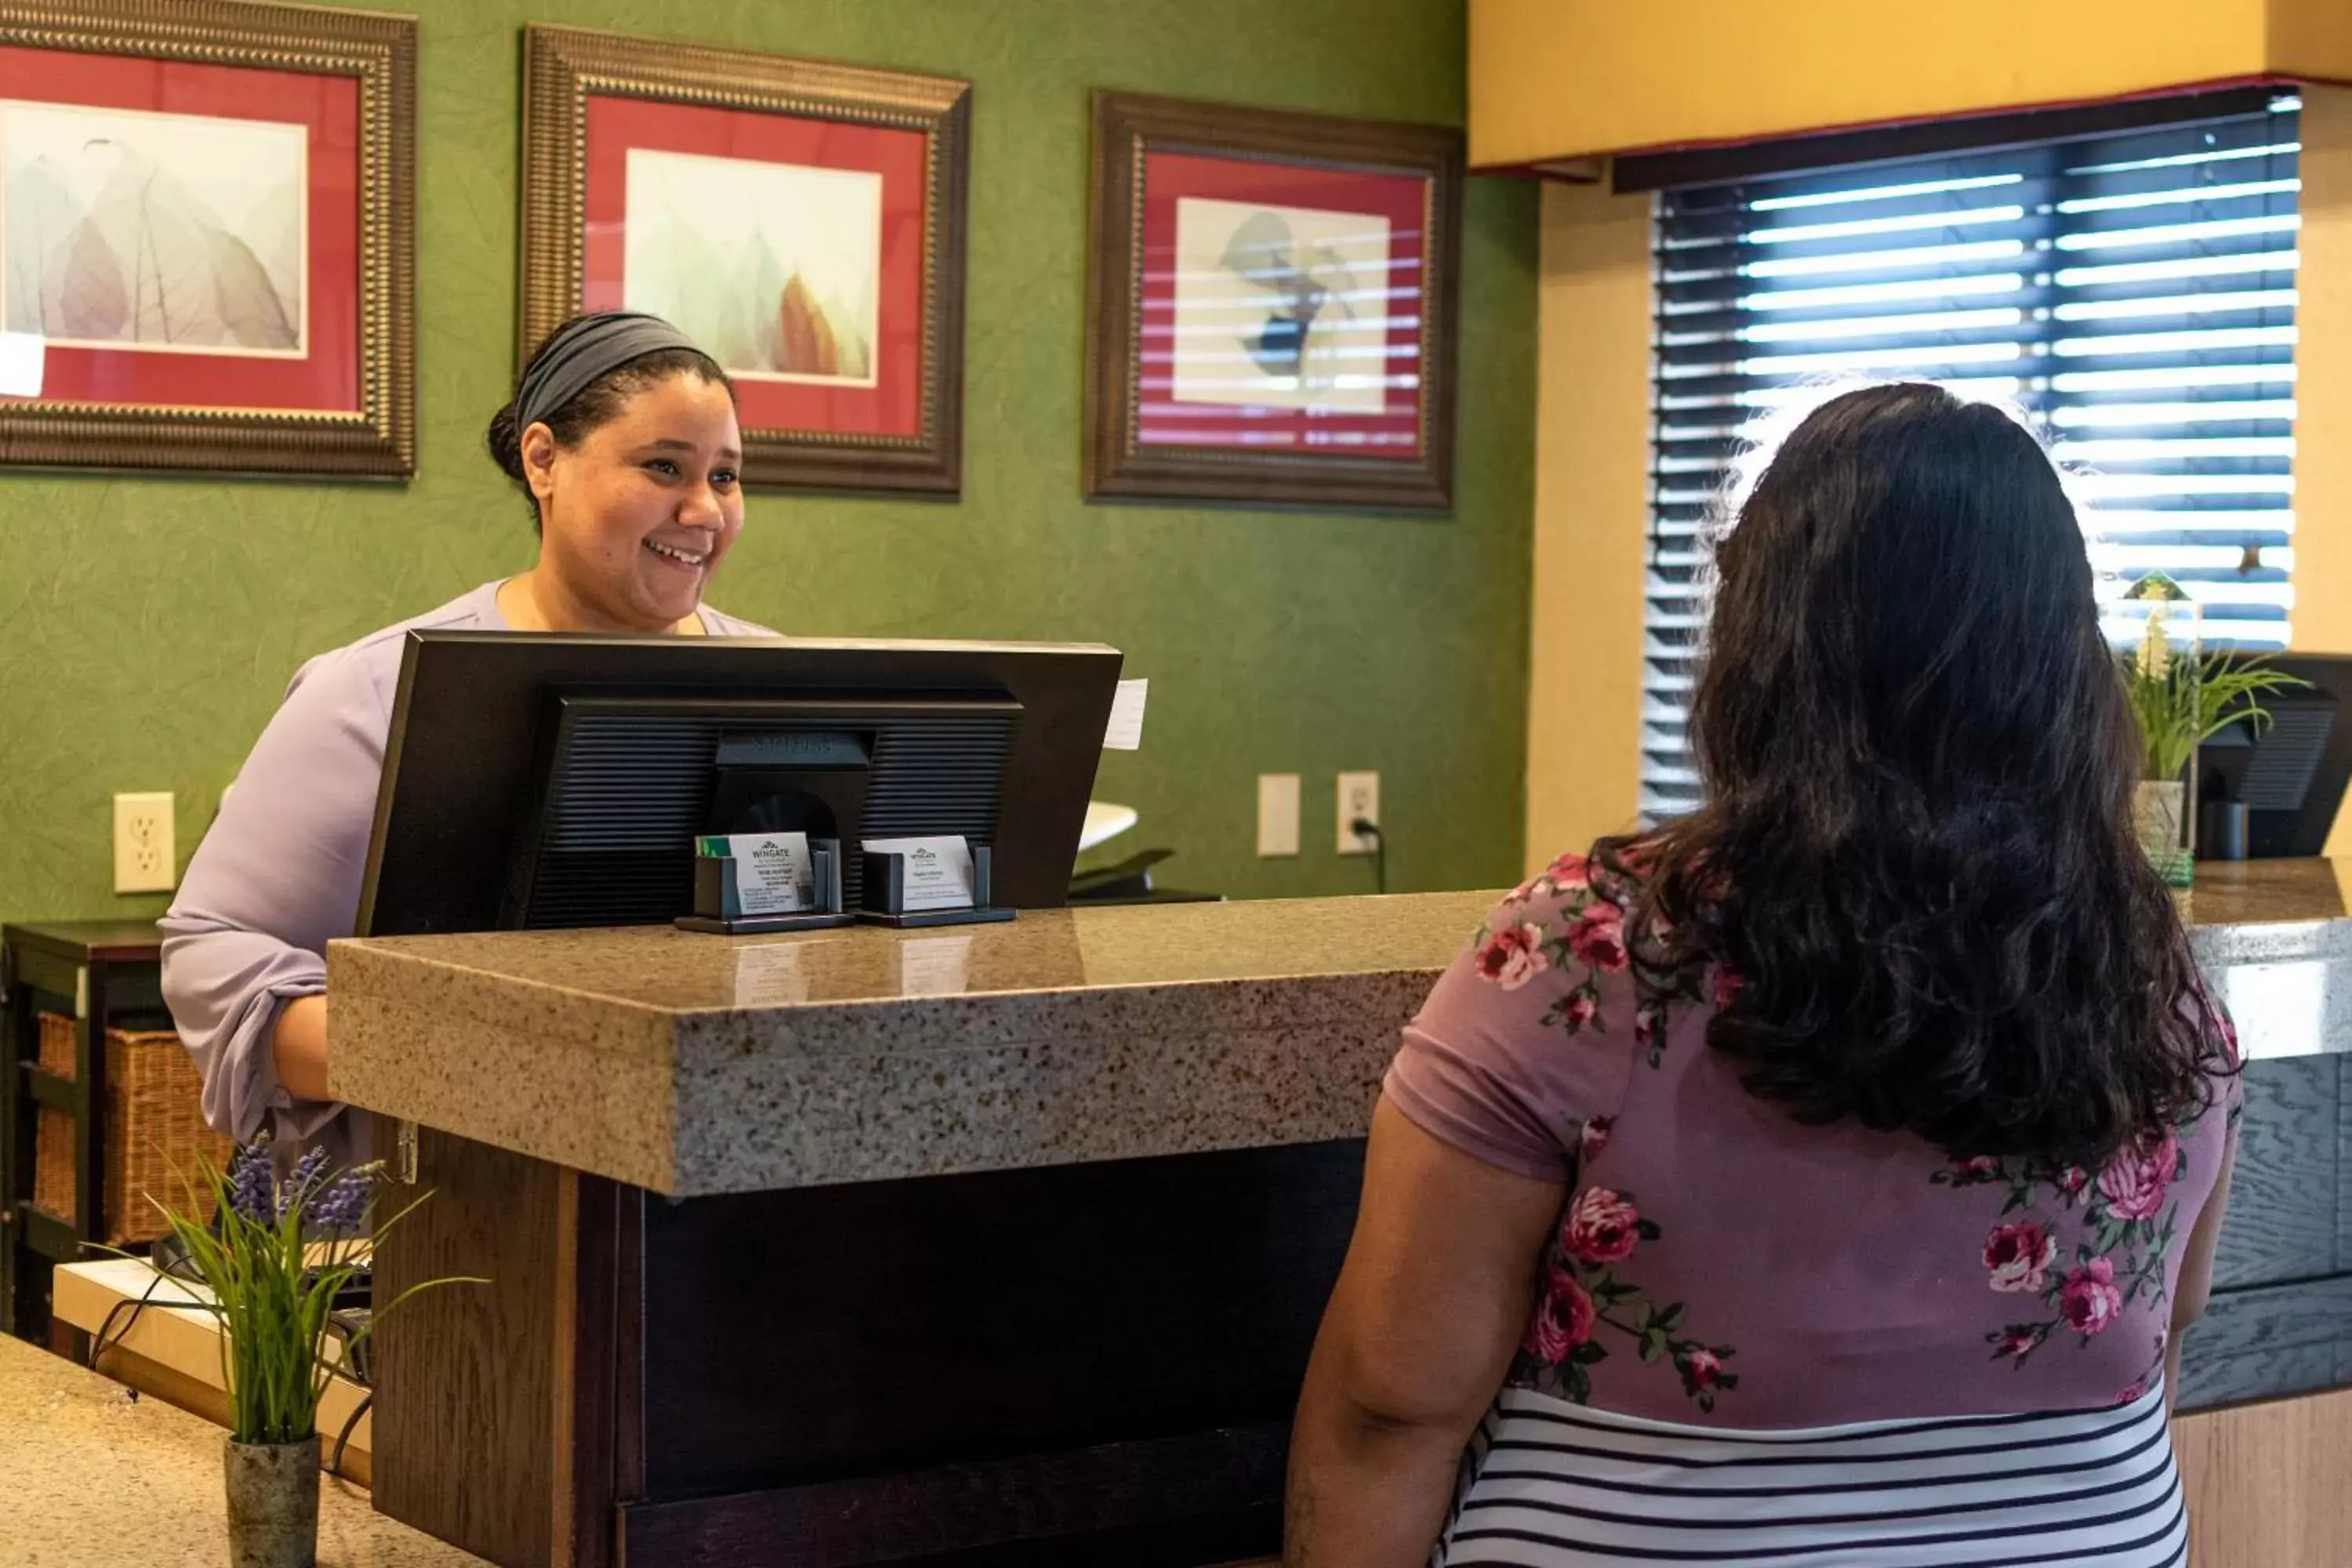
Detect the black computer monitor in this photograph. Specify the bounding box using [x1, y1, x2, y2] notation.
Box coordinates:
[2195, 653, 2352, 858]
[356, 632, 1123, 937]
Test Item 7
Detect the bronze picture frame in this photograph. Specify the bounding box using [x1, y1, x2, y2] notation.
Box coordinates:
[1084, 91, 1463, 511]
[518, 25, 971, 496]
[0, 0, 416, 479]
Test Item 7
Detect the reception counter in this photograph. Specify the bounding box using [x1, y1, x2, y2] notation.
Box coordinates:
[325, 859, 2352, 1568]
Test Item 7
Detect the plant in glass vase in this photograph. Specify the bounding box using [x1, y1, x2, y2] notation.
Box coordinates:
[143, 1144, 477, 1568]
[2119, 608, 2306, 886]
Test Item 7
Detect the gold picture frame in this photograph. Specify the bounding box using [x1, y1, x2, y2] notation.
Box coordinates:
[1083, 91, 1464, 511]
[518, 24, 972, 495]
[0, 0, 416, 479]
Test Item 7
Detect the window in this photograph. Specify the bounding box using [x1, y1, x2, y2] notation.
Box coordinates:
[1642, 95, 2303, 821]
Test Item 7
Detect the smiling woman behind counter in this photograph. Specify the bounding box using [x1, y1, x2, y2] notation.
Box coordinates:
[162, 310, 775, 1167]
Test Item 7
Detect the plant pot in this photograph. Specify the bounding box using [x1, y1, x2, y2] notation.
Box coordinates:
[2134, 779, 2194, 888]
[224, 1435, 318, 1568]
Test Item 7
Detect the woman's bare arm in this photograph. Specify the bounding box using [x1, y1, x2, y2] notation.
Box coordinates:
[2167, 1116, 2238, 1409]
[1286, 1098, 1565, 1566]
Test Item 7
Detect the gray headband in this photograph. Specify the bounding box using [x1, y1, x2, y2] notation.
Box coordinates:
[514, 311, 707, 432]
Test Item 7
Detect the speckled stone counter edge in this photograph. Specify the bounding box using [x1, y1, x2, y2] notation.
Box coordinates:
[328, 876, 2352, 1196]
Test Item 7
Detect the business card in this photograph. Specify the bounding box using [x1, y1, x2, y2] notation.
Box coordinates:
[698, 831, 815, 915]
[861, 834, 975, 913]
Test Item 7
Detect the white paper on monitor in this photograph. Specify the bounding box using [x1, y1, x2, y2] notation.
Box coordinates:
[861, 835, 976, 912]
[1104, 679, 1148, 751]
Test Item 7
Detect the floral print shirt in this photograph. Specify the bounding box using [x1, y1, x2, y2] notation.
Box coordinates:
[1383, 851, 2241, 1427]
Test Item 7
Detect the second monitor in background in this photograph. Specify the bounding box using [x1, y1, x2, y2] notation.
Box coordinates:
[2198, 653, 2352, 859]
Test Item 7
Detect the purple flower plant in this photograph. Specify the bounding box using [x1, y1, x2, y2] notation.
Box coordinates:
[280, 1145, 331, 1222]
[310, 1170, 373, 1234]
[223, 1142, 376, 1233]
[227, 1143, 275, 1225]
[165, 1145, 467, 1446]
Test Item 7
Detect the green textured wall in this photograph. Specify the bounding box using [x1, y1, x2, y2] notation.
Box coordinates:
[0, 0, 1535, 925]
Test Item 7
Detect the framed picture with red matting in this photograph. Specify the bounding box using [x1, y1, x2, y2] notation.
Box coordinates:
[518, 25, 971, 496]
[0, 0, 415, 478]
[1084, 92, 1462, 511]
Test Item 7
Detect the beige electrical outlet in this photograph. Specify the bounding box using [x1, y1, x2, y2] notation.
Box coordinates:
[113, 792, 176, 894]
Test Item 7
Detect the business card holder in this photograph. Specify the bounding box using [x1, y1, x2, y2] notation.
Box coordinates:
[674, 837, 855, 935]
[858, 841, 1017, 928]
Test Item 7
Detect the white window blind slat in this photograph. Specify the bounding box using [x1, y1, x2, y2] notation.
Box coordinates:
[1640, 96, 2301, 822]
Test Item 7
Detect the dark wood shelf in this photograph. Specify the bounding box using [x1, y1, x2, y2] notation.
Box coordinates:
[22, 1204, 82, 1265]
[22, 1065, 76, 1112]
[3, 921, 163, 966]
[5, 919, 164, 1341]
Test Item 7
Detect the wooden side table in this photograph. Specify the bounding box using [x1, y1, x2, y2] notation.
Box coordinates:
[1, 920, 165, 1343]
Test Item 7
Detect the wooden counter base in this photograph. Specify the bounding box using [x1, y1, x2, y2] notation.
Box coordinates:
[2176, 1388, 2352, 1566]
[372, 1116, 1361, 1568]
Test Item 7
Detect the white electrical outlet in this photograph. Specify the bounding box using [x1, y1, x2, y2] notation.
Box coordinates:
[1337, 771, 1381, 855]
[113, 792, 176, 894]
[1257, 773, 1301, 857]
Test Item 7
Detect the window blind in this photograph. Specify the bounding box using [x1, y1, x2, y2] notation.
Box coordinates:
[1643, 95, 2302, 821]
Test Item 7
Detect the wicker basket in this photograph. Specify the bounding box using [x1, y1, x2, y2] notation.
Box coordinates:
[36, 1011, 75, 1077]
[27, 1021, 229, 1244]
[31, 1106, 74, 1220]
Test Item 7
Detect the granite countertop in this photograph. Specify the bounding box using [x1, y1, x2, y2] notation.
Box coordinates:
[330, 891, 1493, 1195]
[0, 1334, 485, 1567]
[326, 863, 2352, 1198]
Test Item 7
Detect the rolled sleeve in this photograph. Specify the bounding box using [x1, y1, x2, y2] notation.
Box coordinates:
[162, 644, 392, 1147]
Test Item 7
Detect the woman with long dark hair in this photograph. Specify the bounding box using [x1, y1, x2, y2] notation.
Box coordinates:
[1287, 383, 2238, 1566]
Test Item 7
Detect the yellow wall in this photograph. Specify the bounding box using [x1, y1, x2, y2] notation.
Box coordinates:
[1523, 179, 1651, 873]
[1525, 84, 2352, 861]
[2287, 87, 2352, 851]
[2295, 85, 2352, 662]
[1472, 0, 2352, 167]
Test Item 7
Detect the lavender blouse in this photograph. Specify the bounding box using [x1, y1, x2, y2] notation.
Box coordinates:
[161, 582, 771, 1164]
[1384, 851, 2241, 1427]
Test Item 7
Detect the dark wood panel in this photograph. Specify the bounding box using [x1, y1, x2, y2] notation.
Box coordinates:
[2212, 1057, 2341, 1290]
[2182, 1339, 2343, 1412]
[558, 1173, 622, 1568]
[616, 1188, 647, 1506]
[640, 1140, 1366, 1497]
[2337, 1055, 2352, 1279]
[619, 1425, 1286, 1568]
[372, 1119, 567, 1568]
[2179, 1275, 2352, 1410]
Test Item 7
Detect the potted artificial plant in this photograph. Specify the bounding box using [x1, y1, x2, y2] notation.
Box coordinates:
[2121, 605, 2305, 887]
[147, 1145, 474, 1568]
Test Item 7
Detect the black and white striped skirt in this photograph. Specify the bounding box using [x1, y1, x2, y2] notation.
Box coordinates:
[1436, 1381, 2185, 1566]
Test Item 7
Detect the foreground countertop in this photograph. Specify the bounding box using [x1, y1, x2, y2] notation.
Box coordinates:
[328, 862, 2352, 1197]
[0, 1334, 485, 1567]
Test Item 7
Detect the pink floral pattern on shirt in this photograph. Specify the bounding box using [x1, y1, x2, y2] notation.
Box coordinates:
[1516, 1180, 1740, 1413]
[1472, 861, 1738, 1413]
[1417, 855, 2240, 1423]
[1475, 853, 1710, 1069]
[1936, 1120, 2194, 1402]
